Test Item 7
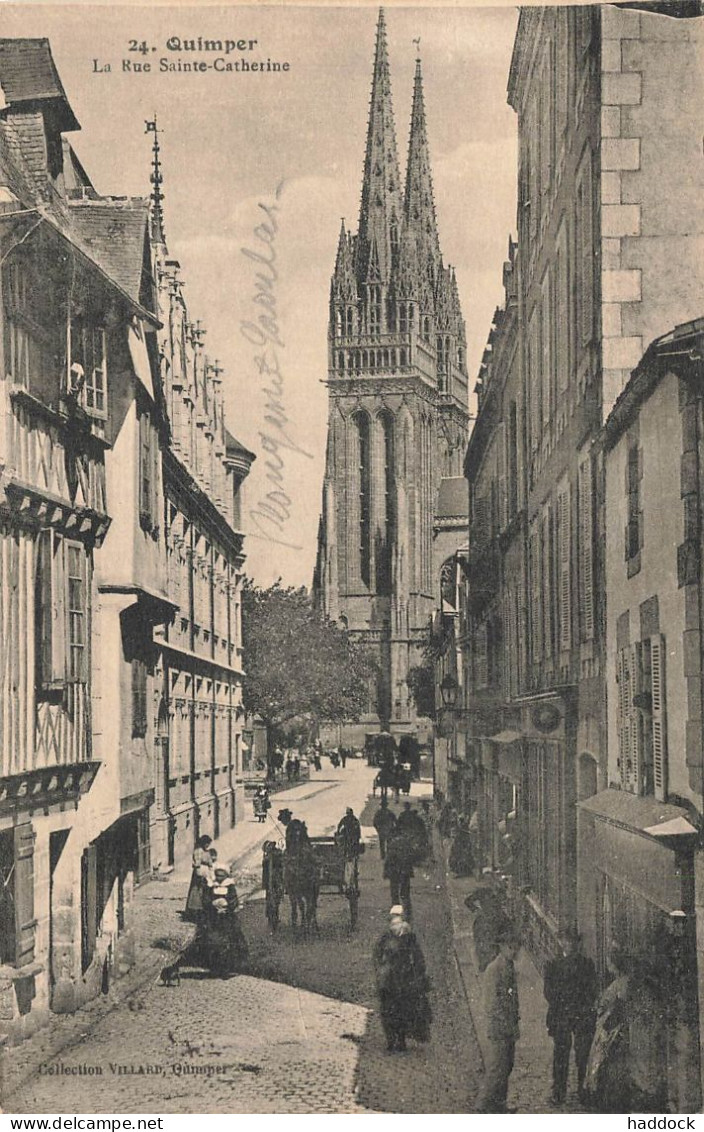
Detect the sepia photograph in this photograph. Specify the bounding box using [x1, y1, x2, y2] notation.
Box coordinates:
[0, 0, 703, 1117]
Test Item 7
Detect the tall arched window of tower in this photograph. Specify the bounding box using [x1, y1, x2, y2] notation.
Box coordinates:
[353, 411, 372, 587]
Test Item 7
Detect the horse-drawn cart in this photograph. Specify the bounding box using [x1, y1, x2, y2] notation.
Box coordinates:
[309, 835, 361, 928]
[262, 833, 361, 933]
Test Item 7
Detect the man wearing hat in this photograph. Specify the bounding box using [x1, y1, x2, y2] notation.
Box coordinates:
[373, 905, 432, 1053]
[543, 927, 598, 1104]
[478, 926, 520, 1113]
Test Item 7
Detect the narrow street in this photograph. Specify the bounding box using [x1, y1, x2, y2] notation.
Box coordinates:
[7, 764, 482, 1114]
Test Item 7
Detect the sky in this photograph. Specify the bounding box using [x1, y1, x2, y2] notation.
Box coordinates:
[2, 3, 519, 586]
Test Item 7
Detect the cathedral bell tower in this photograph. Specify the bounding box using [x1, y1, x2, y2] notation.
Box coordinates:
[314, 9, 470, 737]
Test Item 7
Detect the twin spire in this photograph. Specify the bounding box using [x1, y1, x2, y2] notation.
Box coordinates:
[356, 8, 440, 286]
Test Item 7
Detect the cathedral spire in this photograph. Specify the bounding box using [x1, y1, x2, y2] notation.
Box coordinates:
[145, 116, 166, 246]
[357, 8, 403, 284]
[332, 218, 357, 301]
[404, 53, 441, 270]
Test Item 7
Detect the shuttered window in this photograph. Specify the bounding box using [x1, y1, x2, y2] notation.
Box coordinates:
[139, 408, 160, 532]
[132, 657, 148, 739]
[650, 634, 668, 801]
[36, 532, 89, 689]
[578, 456, 595, 641]
[625, 444, 643, 565]
[81, 844, 97, 973]
[616, 639, 666, 798]
[616, 644, 643, 793]
[557, 482, 571, 652]
[542, 508, 553, 660]
[0, 824, 36, 969]
[576, 150, 594, 349]
[13, 823, 35, 968]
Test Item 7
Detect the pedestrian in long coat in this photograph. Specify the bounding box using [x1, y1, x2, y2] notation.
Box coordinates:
[469, 885, 512, 972]
[373, 799, 397, 860]
[184, 835, 213, 920]
[373, 906, 432, 1052]
[584, 949, 667, 1113]
[448, 815, 475, 877]
[543, 928, 598, 1104]
[383, 827, 415, 919]
[478, 929, 520, 1113]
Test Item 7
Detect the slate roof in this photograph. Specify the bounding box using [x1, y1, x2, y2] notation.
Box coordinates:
[69, 201, 152, 308]
[0, 118, 37, 206]
[436, 476, 469, 520]
[225, 429, 256, 465]
[0, 38, 79, 130]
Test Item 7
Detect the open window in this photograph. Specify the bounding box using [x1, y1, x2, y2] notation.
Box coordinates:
[68, 320, 107, 418]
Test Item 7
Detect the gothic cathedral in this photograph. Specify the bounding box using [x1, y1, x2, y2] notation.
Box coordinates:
[314, 9, 470, 738]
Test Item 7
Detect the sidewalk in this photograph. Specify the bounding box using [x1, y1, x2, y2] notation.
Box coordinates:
[0, 772, 346, 1105]
[442, 839, 588, 1114]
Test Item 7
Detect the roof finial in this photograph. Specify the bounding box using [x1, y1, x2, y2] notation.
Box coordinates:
[145, 115, 166, 245]
[413, 36, 421, 61]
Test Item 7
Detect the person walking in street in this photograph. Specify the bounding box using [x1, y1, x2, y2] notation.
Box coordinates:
[383, 825, 415, 919]
[373, 905, 432, 1052]
[397, 802, 428, 863]
[340, 747, 348, 769]
[420, 800, 435, 864]
[478, 927, 521, 1113]
[449, 814, 475, 877]
[285, 755, 294, 782]
[184, 834, 213, 921]
[543, 928, 598, 1105]
[336, 806, 362, 890]
[373, 798, 397, 860]
[468, 878, 512, 972]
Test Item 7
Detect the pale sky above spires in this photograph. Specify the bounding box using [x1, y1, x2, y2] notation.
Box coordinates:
[0, 3, 518, 587]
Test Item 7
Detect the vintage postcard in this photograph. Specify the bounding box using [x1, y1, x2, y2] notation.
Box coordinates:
[0, 0, 703, 1118]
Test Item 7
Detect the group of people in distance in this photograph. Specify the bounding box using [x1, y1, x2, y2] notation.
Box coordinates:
[371, 796, 435, 1053]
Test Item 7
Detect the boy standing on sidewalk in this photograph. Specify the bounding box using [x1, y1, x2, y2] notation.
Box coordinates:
[478, 928, 521, 1114]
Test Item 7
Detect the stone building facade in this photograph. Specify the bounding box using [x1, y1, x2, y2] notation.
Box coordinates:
[0, 39, 170, 1039]
[146, 129, 255, 869]
[0, 41, 254, 1044]
[455, 3, 704, 1108]
[314, 10, 470, 741]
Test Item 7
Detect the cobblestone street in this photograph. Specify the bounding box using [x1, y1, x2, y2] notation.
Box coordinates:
[6, 765, 483, 1114]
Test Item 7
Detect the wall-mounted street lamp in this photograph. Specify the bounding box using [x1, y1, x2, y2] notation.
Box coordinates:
[440, 673, 459, 710]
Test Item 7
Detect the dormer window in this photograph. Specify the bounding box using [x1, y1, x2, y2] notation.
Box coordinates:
[68, 320, 107, 418]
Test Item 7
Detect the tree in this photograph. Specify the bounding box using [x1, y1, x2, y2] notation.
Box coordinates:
[406, 662, 436, 720]
[241, 579, 374, 757]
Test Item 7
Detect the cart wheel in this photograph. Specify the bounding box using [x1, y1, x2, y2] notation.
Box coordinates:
[348, 889, 359, 929]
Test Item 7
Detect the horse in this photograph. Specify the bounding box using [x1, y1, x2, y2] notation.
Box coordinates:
[373, 764, 398, 801]
[283, 821, 319, 935]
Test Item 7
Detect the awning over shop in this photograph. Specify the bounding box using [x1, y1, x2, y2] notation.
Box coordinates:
[578, 788, 698, 913]
[489, 731, 523, 785]
[578, 788, 698, 841]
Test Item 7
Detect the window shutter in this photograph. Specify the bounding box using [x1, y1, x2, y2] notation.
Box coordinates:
[616, 647, 627, 787]
[650, 634, 667, 801]
[542, 510, 552, 660]
[626, 641, 644, 794]
[132, 658, 148, 739]
[579, 457, 594, 641]
[495, 423, 507, 531]
[152, 421, 160, 528]
[13, 822, 35, 968]
[558, 483, 571, 652]
[81, 844, 97, 973]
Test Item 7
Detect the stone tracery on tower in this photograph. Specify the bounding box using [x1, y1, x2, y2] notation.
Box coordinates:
[314, 8, 470, 739]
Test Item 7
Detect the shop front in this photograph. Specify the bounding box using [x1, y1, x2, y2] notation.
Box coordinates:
[578, 789, 701, 1112]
